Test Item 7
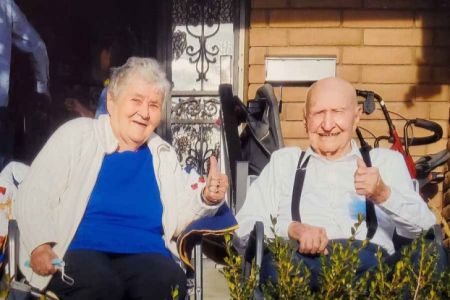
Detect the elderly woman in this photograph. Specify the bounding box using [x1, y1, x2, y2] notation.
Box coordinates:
[15, 57, 228, 299]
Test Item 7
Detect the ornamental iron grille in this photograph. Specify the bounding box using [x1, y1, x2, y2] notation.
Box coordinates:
[170, 0, 234, 175]
[170, 96, 221, 176]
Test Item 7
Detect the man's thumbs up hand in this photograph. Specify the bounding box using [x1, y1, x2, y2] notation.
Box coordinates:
[354, 157, 390, 204]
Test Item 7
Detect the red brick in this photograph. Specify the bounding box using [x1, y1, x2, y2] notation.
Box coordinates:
[343, 10, 413, 28]
[342, 47, 412, 64]
[362, 66, 432, 83]
[415, 47, 450, 66]
[250, 28, 288, 46]
[354, 84, 415, 101]
[251, 0, 288, 8]
[432, 67, 450, 83]
[360, 101, 430, 120]
[279, 86, 309, 102]
[248, 65, 265, 83]
[281, 121, 306, 138]
[249, 47, 267, 65]
[289, 28, 361, 46]
[248, 84, 260, 99]
[337, 65, 360, 82]
[267, 46, 340, 63]
[434, 30, 450, 46]
[251, 9, 268, 27]
[427, 138, 449, 155]
[415, 85, 449, 102]
[283, 103, 305, 120]
[269, 10, 340, 28]
[363, 0, 434, 9]
[357, 119, 432, 139]
[364, 29, 433, 46]
[290, 0, 362, 8]
[383, 102, 430, 119]
[430, 102, 450, 120]
[415, 12, 450, 28]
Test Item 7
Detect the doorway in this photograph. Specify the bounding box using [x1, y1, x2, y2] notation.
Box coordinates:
[10, 0, 169, 163]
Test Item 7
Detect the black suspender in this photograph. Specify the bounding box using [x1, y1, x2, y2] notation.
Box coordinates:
[291, 151, 310, 223]
[359, 143, 378, 239]
[290, 150, 378, 240]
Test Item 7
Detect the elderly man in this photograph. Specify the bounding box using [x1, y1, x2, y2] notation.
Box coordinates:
[16, 57, 228, 300]
[0, 0, 49, 169]
[236, 77, 441, 288]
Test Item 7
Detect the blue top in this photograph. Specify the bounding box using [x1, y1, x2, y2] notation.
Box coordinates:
[69, 145, 170, 256]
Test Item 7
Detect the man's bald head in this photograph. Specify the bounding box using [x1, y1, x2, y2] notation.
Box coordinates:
[305, 77, 357, 117]
[303, 77, 361, 160]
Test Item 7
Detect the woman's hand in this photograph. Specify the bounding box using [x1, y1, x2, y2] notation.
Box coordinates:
[30, 244, 58, 276]
[202, 156, 228, 205]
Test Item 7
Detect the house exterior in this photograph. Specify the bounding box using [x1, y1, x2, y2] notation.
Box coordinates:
[246, 0, 450, 244]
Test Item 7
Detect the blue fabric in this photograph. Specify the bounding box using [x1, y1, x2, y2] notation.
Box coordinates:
[176, 203, 237, 270]
[95, 87, 108, 118]
[69, 146, 170, 256]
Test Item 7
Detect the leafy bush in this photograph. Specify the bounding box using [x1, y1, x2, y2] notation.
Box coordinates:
[221, 216, 450, 300]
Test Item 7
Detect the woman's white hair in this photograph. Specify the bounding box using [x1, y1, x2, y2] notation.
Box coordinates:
[108, 57, 171, 101]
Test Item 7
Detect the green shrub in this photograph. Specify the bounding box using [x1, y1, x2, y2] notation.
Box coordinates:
[222, 215, 450, 300]
[221, 234, 258, 300]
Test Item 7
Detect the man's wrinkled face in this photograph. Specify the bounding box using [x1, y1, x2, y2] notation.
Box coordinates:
[107, 74, 163, 151]
[305, 81, 361, 160]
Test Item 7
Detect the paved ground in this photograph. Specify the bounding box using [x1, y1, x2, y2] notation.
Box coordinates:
[192, 258, 229, 299]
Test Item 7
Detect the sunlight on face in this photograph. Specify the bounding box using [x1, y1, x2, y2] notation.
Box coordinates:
[305, 78, 361, 160]
[107, 74, 164, 152]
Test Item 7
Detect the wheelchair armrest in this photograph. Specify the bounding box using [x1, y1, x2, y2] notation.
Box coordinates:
[429, 224, 444, 246]
[235, 161, 249, 213]
[7, 219, 19, 280]
[243, 221, 264, 282]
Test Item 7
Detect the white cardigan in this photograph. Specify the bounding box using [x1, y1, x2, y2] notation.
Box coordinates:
[15, 115, 221, 290]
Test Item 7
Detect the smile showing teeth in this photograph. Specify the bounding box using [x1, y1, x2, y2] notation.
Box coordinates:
[319, 132, 340, 137]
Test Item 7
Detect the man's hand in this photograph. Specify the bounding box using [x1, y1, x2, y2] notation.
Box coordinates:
[202, 156, 229, 205]
[288, 222, 329, 255]
[30, 244, 58, 276]
[354, 157, 391, 204]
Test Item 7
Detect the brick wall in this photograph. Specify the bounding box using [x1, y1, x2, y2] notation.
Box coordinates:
[247, 0, 450, 208]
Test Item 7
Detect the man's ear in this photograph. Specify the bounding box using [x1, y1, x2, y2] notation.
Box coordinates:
[303, 109, 309, 133]
[353, 105, 362, 130]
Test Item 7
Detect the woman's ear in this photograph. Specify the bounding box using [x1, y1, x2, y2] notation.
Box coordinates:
[106, 91, 114, 115]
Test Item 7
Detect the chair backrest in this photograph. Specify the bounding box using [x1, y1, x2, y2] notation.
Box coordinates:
[219, 84, 246, 209]
[240, 84, 284, 176]
[219, 83, 284, 211]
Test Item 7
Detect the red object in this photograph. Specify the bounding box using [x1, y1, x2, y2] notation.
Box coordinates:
[390, 131, 417, 179]
[191, 183, 198, 190]
[199, 177, 205, 183]
[0, 186, 5, 195]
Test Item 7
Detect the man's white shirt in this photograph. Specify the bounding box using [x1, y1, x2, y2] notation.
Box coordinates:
[236, 140, 436, 254]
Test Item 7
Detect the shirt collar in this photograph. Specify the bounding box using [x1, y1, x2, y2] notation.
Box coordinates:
[305, 139, 362, 162]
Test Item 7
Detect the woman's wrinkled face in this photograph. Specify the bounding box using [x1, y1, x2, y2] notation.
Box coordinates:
[107, 74, 164, 151]
[306, 87, 361, 160]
